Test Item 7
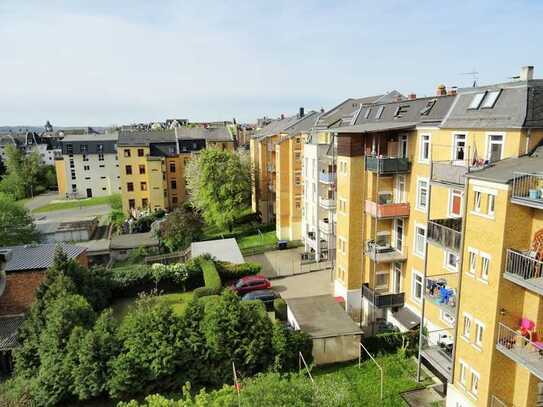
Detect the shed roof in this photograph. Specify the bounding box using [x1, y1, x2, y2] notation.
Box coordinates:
[191, 238, 244, 264]
[110, 232, 159, 250]
[1, 243, 86, 272]
[0, 314, 25, 350]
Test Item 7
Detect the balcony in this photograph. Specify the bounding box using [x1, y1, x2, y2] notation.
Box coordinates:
[420, 328, 454, 381]
[424, 274, 458, 318]
[511, 172, 543, 209]
[427, 218, 462, 252]
[490, 396, 508, 407]
[496, 322, 543, 380]
[267, 164, 276, 173]
[431, 161, 469, 186]
[365, 241, 407, 263]
[365, 200, 410, 219]
[365, 156, 411, 175]
[361, 283, 405, 308]
[319, 172, 336, 184]
[503, 249, 543, 296]
[319, 219, 334, 235]
[319, 196, 336, 210]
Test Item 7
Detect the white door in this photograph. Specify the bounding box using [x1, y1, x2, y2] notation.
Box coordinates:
[399, 135, 408, 158]
[395, 175, 406, 203]
[394, 218, 404, 251]
[453, 134, 466, 164]
[392, 263, 402, 293]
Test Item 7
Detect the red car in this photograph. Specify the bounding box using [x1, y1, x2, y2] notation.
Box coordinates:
[231, 275, 271, 295]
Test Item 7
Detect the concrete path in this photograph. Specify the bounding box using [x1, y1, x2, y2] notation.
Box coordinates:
[32, 204, 111, 222]
[271, 269, 334, 300]
[23, 191, 58, 211]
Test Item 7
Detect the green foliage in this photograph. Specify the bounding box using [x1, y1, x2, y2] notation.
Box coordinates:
[362, 330, 420, 357]
[272, 322, 313, 372]
[215, 261, 261, 281]
[200, 258, 221, 290]
[133, 209, 166, 233]
[273, 298, 287, 321]
[0, 193, 40, 246]
[0, 144, 44, 199]
[193, 286, 221, 299]
[159, 206, 204, 252]
[186, 148, 252, 231]
[37, 165, 57, 192]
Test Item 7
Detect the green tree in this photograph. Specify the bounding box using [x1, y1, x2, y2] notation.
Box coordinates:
[0, 193, 40, 246]
[0, 144, 48, 198]
[186, 149, 252, 231]
[159, 205, 203, 252]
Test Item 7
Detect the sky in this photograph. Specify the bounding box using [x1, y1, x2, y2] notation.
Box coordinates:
[1, 0, 543, 127]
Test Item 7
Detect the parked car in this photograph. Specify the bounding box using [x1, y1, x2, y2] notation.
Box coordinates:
[231, 275, 271, 295]
[241, 289, 280, 308]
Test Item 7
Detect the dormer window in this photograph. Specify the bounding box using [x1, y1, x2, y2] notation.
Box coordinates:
[420, 100, 437, 116]
[364, 108, 372, 119]
[375, 106, 385, 119]
[481, 90, 502, 108]
[469, 92, 486, 109]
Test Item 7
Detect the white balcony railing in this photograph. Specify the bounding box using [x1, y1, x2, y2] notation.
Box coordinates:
[504, 249, 543, 295]
[365, 241, 407, 263]
[511, 172, 543, 209]
[319, 172, 336, 184]
[319, 196, 336, 210]
[319, 219, 334, 234]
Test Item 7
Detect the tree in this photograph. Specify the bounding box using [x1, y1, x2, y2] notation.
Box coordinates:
[0, 193, 40, 246]
[186, 149, 252, 231]
[159, 205, 204, 252]
[0, 144, 49, 198]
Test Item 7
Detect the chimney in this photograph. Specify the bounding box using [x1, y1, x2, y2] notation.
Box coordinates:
[447, 87, 458, 96]
[299, 107, 305, 118]
[408, 93, 417, 100]
[280, 114, 285, 120]
[520, 65, 534, 81]
[436, 84, 447, 96]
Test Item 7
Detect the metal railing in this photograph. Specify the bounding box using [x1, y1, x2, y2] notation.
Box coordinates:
[496, 322, 543, 379]
[427, 218, 462, 252]
[319, 196, 336, 209]
[511, 172, 543, 209]
[424, 274, 458, 316]
[420, 328, 454, 380]
[319, 219, 334, 234]
[361, 283, 405, 308]
[319, 172, 336, 183]
[365, 199, 410, 218]
[365, 156, 411, 175]
[504, 249, 543, 293]
[365, 240, 408, 263]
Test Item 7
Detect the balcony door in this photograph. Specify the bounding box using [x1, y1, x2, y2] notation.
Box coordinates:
[399, 135, 408, 159]
[392, 262, 402, 294]
[394, 218, 404, 251]
[453, 134, 466, 165]
[394, 175, 406, 203]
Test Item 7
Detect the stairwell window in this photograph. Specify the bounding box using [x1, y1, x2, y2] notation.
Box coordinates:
[487, 194, 496, 216]
[414, 225, 426, 258]
[462, 314, 472, 340]
[416, 178, 429, 212]
[467, 248, 478, 277]
[419, 134, 430, 163]
[459, 360, 468, 388]
[480, 254, 490, 282]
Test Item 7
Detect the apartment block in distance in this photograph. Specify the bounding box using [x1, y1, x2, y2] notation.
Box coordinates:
[55, 132, 121, 198]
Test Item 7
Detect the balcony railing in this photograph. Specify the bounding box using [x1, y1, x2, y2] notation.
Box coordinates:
[511, 172, 543, 209]
[420, 328, 454, 380]
[361, 283, 405, 308]
[427, 218, 462, 252]
[431, 161, 469, 186]
[365, 241, 407, 263]
[365, 156, 411, 175]
[319, 219, 334, 234]
[496, 322, 543, 380]
[319, 172, 336, 184]
[424, 275, 458, 317]
[490, 395, 508, 407]
[365, 200, 410, 219]
[504, 249, 543, 296]
[319, 196, 336, 210]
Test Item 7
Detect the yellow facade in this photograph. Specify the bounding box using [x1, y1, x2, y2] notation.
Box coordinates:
[54, 158, 67, 196]
[250, 134, 279, 223]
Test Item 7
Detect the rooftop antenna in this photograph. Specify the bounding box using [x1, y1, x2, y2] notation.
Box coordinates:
[460, 69, 479, 87]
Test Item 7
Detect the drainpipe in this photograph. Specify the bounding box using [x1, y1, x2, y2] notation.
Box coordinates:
[525, 128, 532, 155]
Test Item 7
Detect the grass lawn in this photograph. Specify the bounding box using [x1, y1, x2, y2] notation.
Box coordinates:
[111, 291, 194, 320]
[32, 194, 118, 213]
[311, 353, 432, 406]
[237, 230, 277, 250]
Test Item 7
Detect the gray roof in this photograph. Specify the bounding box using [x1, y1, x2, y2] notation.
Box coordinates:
[191, 238, 244, 264]
[254, 115, 300, 139]
[175, 126, 233, 142]
[285, 295, 363, 338]
[284, 111, 321, 135]
[334, 122, 418, 134]
[61, 132, 119, 142]
[110, 232, 159, 250]
[0, 314, 25, 350]
[391, 307, 420, 330]
[35, 218, 97, 235]
[441, 80, 543, 129]
[2, 243, 86, 272]
[466, 145, 543, 184]
[118, 130, 176, 146]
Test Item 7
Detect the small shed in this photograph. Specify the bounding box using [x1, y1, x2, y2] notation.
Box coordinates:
[286, 295, 363, 365]
[35, 217, 98, 243]
[191, 238, 244, 264]
[110, 232, 159, 261]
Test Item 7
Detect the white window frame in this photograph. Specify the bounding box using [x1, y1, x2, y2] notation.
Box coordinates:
[459, 360, 468, 388]
[467, 248, 478, 277]
[474, 191, 482, 213]
[480, 252, 490, 283]
[452, 133, 467, 163]
[416, 177, 429, 213]
[411, 270, 424, 303]
[448, 189, 463, 218]
[462, 313, 472, 340]
[474, 319, 484, 349]
[444, 250, 459, 272]
[487, 193, 496, 217]
[485, 132, 505, 162]
[413, 224, 427, 259]
[419, 134, 431, 163]
[470, 369, 480, 397]
[481, 89, 501, 109]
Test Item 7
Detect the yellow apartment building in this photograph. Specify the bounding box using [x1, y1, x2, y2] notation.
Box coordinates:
[118, 127, 235, 215]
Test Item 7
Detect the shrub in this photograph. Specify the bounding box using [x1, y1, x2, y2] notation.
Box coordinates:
[273, 298, 287, 321]
[363, 330, 419, 356]
[200, 259, 221, 290]
[193, 287, 221, 299]
[215, 261, 261, 281]
[272, 322, 313, 372]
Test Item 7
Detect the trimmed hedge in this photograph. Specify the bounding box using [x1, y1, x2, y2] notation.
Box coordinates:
[273, 298, 287, 321]
[201, 223, 276, 242]
[215, 261, 261, 281]
[193, 287, 221, 299]
[363, 330, 419, 356]
[200, 259, 221, 290]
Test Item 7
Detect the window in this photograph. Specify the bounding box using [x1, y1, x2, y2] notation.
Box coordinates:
[142, 198, 148, 208]
[481, 89, 501, 108]
[420, 99, 436, 116]
[488, 194, 495, 216]
[138, 148, 144, 157]
[124, 149, 131, 157]
[469, 92, 486, 109]
[480, 254, 490, 281]
[70, 170, 76, 180]
[376, 272, 389, 289]
[453, 134, 466, 161]
[80, 144, 88, 153]
[459, 361, 468, 387]
[338, 237, 347, 254]
[170, 162, 176, 173]
[71, 184, 77, 192]
[82, 154, 89, 162]
[470, 369, 480, 397]
[416, 179, 429, 211]
[414, 225, 426, 258]
[125, 165, 132, 175]
[66, 144, 73, 154]
[474, 320, 484, 348]
[412, 271, 423, 302]
[139, 164, 146, 174]
[441, 310, 455, 326]
[449, 189, 463, 217]
[140, 182, 147, 191]
[375, 106, 385, 119]
[487, 135, 503, 162]
[468, 249, 477, 276]
[83, 165, 90, 171]
[445, 250, 458, 271]
[295, 174, 301, 185]
[171, 180, 177, 189]
[97, 144, 103, 152]
[338, 199, 347, 212]
[462, 314, 472, 339]
[394, 104, 410, 118]
[420, 134, 430, 162]
[364, 108, 372, 119]
[128, 199, 136, 209]
[127, 182, 134, 192]
[69, 159, 75, 168]
[474, 191, 481, 212]
[172, 196, 178, 204]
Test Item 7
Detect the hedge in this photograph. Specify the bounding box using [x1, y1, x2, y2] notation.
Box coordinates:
[215, 261, 261, 281]
[273, 298, 287, 321]
[200, 259, 221, 290]
[201, 223, 276, 242]
[193, 287, 221, 299]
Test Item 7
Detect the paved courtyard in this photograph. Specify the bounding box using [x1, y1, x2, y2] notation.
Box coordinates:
[245, 247, 332, 278]
[271, 269, 334, 300]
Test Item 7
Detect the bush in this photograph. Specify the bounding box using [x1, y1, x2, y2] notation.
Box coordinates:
[363, 330, 419, 356]
[215, 261, 261, 281]
[193, 287, 221, 299]
[273, 298, 287, 321]
[272, 322, 313, 372]
[200, 259, 221, 290]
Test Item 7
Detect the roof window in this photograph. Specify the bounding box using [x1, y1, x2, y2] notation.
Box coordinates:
[420, 100, 437, 116]
[394, 104, 410, 118]
[364, 108, 372, 119]
[468, 92, 486, 109]
[481, 89, 502, 108]
[375, 106, 385, 119]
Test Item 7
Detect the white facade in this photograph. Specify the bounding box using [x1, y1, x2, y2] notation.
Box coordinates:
[29, 143, 60, 166]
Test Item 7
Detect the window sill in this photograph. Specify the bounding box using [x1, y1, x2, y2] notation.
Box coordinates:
[461, 336, 471, 344]
[477, 278, 489, 285]
[472, 344, 483, 352]
[415, 207, 428, 214]
[470, 211, 495, 221]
